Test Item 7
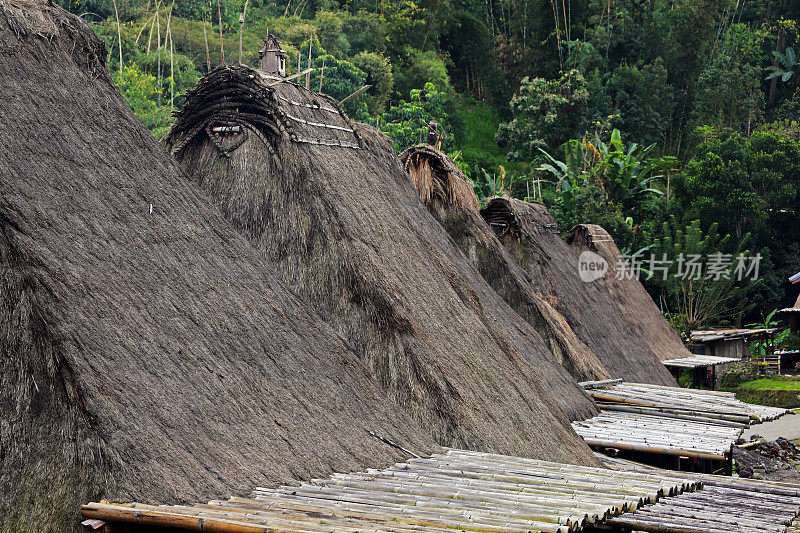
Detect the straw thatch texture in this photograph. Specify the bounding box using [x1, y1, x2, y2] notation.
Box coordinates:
[481, 198, 677, 385]
[399, 145, 608, 382]
[165, 66, 600, 462]
[568, 224, 694, 362]
[0, 2, 440, 530]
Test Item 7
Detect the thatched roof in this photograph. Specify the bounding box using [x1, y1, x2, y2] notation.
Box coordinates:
[400, 144, 481, 213]
[165, 66, 600, 463]
[568, 224, 694, 362]
[400, 145, 609, 382]
[779, 292, 800, 313]
[0, 2, 440, 530]
[481, 198, 678, 385]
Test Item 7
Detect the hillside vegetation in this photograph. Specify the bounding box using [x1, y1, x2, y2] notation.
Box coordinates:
[67, 0, 800, 328]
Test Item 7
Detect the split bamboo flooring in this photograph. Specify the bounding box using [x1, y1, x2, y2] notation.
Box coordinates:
[601, 454, 800, 533]
[82, 449, 699, 533]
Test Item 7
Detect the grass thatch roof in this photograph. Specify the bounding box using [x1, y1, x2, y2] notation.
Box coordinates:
[0, 2, 440, 530]
[400, 145, 609, 382]
[569, 224, 694, 362]
[780, 292, 800, 313]
[481, 198, 678, 385]
[165, 66, 600, 463]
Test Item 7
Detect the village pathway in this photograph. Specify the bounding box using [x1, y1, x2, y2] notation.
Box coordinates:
[744, 412, 800, 441]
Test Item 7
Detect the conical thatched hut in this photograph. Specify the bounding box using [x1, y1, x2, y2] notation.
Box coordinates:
[165, 65, 600, 461]
[400, 145, 609, 382]
[569, 224, 694, 362]
[0, 3, 440, 530]
[481, 198, 678, 385]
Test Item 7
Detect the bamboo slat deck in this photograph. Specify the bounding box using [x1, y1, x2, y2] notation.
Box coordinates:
[582, 382, 789, 424]
[600, 454, 800, 533]
[82, 449, 699, 533]
[662, 355, 740, 368]
[572, 411, 742, 460]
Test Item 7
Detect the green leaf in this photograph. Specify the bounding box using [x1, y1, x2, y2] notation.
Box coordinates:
[610, 129, 623, 151]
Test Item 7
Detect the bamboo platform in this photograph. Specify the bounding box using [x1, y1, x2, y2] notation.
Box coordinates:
[662, 355, 740, 369]
[572, 410, 742, 460]
[582, 382, 789, 425]
[600, 454, 800, 533]
[81, 449, 700, 533]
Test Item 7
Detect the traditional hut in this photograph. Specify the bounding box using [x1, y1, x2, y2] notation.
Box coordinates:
[0, 3, 440, 530]
[568, 224, 697, 363]
[481, 198, 678, 386]
[165, 64, 601, 461]
[400, 144, 609, 382]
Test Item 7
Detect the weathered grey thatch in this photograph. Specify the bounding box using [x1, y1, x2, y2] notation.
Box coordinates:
[481, 198, 678, 385]
[569, 224, 694, 362]
[0, 2, 440, 530]
[400, 145, 608, 382]
[165, 66, 600, 462]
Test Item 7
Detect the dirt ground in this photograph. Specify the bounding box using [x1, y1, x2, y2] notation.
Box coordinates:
[734, 435, 800, 482]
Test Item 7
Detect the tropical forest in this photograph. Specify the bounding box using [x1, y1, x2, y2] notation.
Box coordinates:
[69, 0, 799, 333]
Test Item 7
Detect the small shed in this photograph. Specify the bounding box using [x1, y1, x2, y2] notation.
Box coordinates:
[690, 328, 778, 359]
[662, 354, 741, 388]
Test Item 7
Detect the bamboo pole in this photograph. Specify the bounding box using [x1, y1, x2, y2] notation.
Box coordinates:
[238, 0, 248, 64]
[202, 13, 211, 71]
[82, 448, 701, 533]
[317, 59, 325, 93]
[217, 0, 224, 65]
[305, 35, 312, 90]
[111, 0, 123, 72]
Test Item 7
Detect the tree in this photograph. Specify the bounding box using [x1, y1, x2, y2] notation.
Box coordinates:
[645, 218, 760, 333]
[677, 127, 800, 240]
[113, 63, 174, 138]
[379, 82, 451, 151]
[351, 52, 394, 115]
[496, 69, 589, 160]
[603, 60, 675, 147]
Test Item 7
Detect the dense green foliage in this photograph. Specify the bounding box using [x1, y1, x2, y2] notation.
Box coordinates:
[72, 0, 800, 326]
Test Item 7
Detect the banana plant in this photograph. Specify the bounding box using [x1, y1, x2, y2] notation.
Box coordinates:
[599, 129, 665, 205]
[535, 129, 669, 211]
[765, 46, 799, 83]
[536, 147, 575, 209]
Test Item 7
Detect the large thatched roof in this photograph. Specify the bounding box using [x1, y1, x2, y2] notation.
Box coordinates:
[481, 198, 678, 385]
[0, 2, 440, 530]
[400, 145, 609, 382]
[165, 66, 600, 463]
[569, 224, 694, 362]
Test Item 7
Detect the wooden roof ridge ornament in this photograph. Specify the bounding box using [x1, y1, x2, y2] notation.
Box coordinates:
[259, 34, 286, 77]
[427, 121, 442, 150]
